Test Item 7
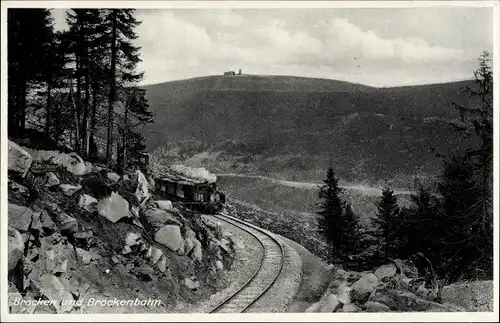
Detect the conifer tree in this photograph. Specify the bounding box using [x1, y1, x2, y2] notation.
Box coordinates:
[372, 188, 400, 261]
[317, 168, 344, 262]
[102, 9, 143, 166]
[8, 9, 54, 137]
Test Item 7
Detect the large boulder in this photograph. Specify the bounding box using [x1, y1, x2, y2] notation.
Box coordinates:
[8, 227, 24, 270]
[350, 273, 379, 303]
[134, 170, 150, 204]
[155, 225, 184, 253]
[440, 281, 493, 312]
[370, 290, 456, 312]
[144, 208, 182, 230]
[97, 192, 131, 223]
[374, 262, 398, 281]
[8, 140, 33, 178]
[8, 204, 36, 233]
[306, 293, 340, 313]
[35, 274, 74, 313]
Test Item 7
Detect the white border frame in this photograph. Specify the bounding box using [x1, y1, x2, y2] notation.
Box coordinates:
[1, 1, 498, 322]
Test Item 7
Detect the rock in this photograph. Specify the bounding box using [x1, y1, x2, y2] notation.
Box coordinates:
[30, 212, 42, 232]
[62, 153, 88, 175]
[156, 200, 173, 211]
[155, 225, 184, 253]
[122, 245, 132, 255]
[370, 290, 453, 312]
[132, 218, 144, 229]
[8, 140, 33, 178]
[9, 181, 29, 195]
[130, 205, 140, 218]
[52, 259, 68, 274]
[305, 302, 321, 313]
[185, 228, 196, 240]
[134, 170, 150, 204]
[144, 208, 182, 230]
[402, 260, 419, 278]
[146, 246, 153, 258]
[8, 227, 24, 270]
[125, 232, 142, 247]
[341, 303, 360, 312]
[150, 247, 163, 265]
[107, 172, 121, 182]
[59, 184, 82, 196]
[364, 301, 391, 312]
[111, 256, 121, 265]
[156, 255, 167, 273]
[318, 293, 340, 312]
[184, 277, 200, 290]
[8, 204, 35, 232]
[78, 194, 98, 213]
[184, 237, 195, 254]
[440, 281, 493, 312]
[191, 238, 202, 262]
[36, 274, 74, 313]
[45, 172, 60, 187]
[97, 192, 131, 223]
[333, 268, 350, 281]
[213, 260, 223, 272]
[134, 265, 155, 281]
[74, 231, 93, 247]
[374, 262, 398, 281]
[337, 281, 352, 304]
[58, 214, 78, 234]
[40, 210, 56, 234]
[351, 273, 379, 303]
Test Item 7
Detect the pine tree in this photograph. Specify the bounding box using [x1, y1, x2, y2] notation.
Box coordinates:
[433, 51, 494, 281]
[117, 86, 153, 173]
[8, 9, 54, 137]
[340, 202, 360, 266]
[65, 9, 107, 156]
[372, 188, 400, 261]
[317, 168, 344, 262]
[102, 9, 143, 166]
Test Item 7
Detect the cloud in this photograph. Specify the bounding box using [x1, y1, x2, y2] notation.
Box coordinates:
[320, 17, 463, 63]
[50, 8, 491, 87]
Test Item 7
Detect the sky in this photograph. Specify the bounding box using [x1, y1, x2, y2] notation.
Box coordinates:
[51, 7, 494, 87]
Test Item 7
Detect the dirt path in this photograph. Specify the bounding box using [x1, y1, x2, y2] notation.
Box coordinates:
[217, 173, 413, 196]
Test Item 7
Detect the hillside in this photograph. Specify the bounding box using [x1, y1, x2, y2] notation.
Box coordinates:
[141, 75, 477, 188]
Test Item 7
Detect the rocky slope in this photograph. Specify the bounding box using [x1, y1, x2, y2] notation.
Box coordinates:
[304, 258, 493, 313]
[7, 139, 236, 314]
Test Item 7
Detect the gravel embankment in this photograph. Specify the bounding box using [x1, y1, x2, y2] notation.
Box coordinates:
[245, 232, 303, 313]
[279, 236, 335, 312]
[180, 215, 264, 313]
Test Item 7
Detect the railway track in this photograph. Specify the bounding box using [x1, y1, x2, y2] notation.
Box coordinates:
[208, 212, 285, 313]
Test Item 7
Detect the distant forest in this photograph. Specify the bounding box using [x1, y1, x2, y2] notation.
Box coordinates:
[317, 52, 493, 283]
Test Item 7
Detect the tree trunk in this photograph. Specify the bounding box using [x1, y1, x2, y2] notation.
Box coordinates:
[122, 99, 128, 173]
[45, 77, 52, 136]
[18, 79, 27, 138]
[82, 43, 91, 157]
[89, 80, 98, 161]
[69, 78, 81, 153]
[106, 10, 117, 166]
